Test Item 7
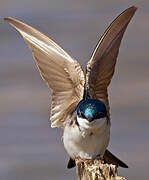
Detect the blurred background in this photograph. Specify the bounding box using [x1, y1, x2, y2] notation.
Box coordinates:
[0, 0, 149, 179]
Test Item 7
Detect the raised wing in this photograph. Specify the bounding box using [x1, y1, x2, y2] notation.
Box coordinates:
[85, 6, 137, 119]
[5, 17, 85, 128]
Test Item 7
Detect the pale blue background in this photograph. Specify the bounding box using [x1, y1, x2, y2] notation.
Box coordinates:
[0, 0, 149, 179]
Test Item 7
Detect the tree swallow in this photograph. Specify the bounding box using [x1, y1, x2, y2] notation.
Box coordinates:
[5, 6, 137, 169]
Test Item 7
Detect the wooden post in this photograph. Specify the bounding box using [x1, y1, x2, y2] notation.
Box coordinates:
[75, 158, 126, 180]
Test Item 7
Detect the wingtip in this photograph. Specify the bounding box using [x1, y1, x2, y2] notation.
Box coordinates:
[130, 6, 137, 11]
[4, 17, 24, 26]
[4, 17, 17, 25]
[4, 17, 12, 22]
[119, 6, 137, 20]
[131, 6, 138, 14]
[119, 161, 129, 168]
[124, 6, 137, 16]
[67, 158, 76, 169]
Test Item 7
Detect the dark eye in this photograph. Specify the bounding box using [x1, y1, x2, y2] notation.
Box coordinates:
[81, 112, 86, 119]
[96, 112, 105, 119]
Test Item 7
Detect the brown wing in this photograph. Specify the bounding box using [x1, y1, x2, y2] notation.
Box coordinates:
[85, 6, 137, 119]
[5, 17, 85, 128]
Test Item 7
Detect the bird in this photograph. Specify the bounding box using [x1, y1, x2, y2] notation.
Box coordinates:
[5, 6, 137, 169]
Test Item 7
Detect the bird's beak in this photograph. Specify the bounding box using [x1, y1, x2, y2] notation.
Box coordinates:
[87, 118, 94, 122]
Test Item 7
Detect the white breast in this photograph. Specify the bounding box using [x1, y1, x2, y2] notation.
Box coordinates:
[63, 117, 110, 159]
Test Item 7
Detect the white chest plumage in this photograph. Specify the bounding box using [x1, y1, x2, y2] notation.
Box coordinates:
[63, 117, 110, 159]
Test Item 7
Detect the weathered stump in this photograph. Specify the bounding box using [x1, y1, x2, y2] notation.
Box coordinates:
[75, 158, 126, 180]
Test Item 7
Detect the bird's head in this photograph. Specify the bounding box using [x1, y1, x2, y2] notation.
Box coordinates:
[76, 99, 107, 129]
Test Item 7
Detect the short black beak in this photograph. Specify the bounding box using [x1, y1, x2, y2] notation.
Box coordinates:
[87, 118, 94, 122]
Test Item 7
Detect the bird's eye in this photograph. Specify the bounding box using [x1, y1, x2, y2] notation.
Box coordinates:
[96, 112, 105, 119]
[81, 112, 86, 119]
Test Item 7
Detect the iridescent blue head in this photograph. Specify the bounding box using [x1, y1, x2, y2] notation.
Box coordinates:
[77, 99, 107, 122]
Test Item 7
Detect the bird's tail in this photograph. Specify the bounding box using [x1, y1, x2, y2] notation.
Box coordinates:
[67, 149, 128, 169]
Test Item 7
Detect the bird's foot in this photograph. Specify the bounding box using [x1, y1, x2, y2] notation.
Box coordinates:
[95, 154, 104, 163]
[76, 156, 104, 165]
[76, 157, 94, 164]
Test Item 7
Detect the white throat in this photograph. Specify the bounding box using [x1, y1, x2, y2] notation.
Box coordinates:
[77, 116, 107, 130]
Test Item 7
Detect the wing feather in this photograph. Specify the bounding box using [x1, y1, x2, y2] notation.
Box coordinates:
[5, 17, 85, 128]
[85, 6, 137, 119]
